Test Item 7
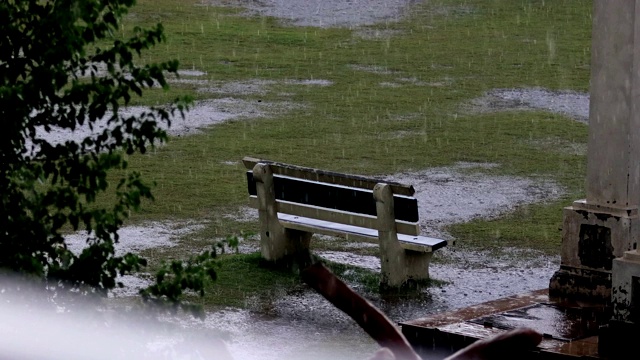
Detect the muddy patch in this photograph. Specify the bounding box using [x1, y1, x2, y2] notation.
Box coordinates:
[468, 88, 589, 123]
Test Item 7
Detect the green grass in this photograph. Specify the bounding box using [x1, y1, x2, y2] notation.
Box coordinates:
[177, 252, 404, 309]
[200, 252, 300, 308]
[100, 0, 594, 304]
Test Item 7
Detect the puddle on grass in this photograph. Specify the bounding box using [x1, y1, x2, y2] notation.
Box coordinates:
[177, 69, 207, 77]
[383, 162, 563, 239]
[312, 245, 558, 318]
[223, 206, 261, 224]
[109, 274, 154, 298]
[65, 220, 205, 299]
[198, 79, 275, 96]
[221, 160, 240, 166]
[208, 0, 476, 30]
[348, 64, 400, 75]
[468, 88, 589, 124]
[31, 75, 329, 154]
[65, 220, 205, 256]
[197, 79, 333, 96]
[318, 251, 381, 271]
[379, 77, 451, 89]
[208, 0, 421, 28]
[523, 137, 587, 156]
[286, 79, 333, 86]
[379, 81, 403, 88]
[31, 98, 300, 150]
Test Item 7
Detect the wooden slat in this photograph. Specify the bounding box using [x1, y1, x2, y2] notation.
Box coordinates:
[279, 218, 375, 243]
[243, 156, 415, 196]
[246, 172, 419, 223]
[277, 214, 441, 252]
[397, 234, 449, 252]
[249, 196, 420, 236]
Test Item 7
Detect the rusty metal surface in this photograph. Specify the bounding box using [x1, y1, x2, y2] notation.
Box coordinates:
[468, 303, 598, 341]
[401, 289, 606, 359]
[401, 289, 549, 328]
[435, 322, 569, 351]
[545, 336, 599, 357]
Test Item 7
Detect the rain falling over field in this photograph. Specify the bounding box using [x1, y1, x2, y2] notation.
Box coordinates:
[13, 0, 595, 359]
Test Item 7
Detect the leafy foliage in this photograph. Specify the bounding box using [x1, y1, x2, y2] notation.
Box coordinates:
[141, 234, 242, 316]
[0, 0, 190, 293]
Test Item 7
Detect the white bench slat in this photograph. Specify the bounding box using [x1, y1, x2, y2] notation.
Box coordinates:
[249, 196, 420, 236]
[277, 213, 447, 253]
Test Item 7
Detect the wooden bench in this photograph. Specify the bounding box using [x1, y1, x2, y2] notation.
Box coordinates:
[243, 157, 449, 288]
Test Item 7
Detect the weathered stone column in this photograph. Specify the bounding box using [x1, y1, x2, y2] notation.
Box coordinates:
[549, 0, 640, 304]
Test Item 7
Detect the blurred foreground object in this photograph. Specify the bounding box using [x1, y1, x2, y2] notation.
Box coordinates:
[302, 262, 542, 360]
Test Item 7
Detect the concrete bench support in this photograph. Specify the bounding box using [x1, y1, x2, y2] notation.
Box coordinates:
[253, 163, 311, 263]
[375, 183, 432, 287]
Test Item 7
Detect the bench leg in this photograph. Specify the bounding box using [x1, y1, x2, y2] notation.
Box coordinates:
[374, 183, 432, 288]
[403, 251, 433, 282]
[253, 163, 292, 262]
[287, 229, 313, 269]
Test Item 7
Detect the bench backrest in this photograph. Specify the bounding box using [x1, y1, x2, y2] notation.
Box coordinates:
[243, 157, 420, 236]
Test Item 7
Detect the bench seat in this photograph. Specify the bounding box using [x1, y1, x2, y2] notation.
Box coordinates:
[278, 213, 448, 253]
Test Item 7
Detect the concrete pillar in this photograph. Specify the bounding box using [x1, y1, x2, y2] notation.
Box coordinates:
[549, 0, 640, 304]
[586, 1, 640, 206]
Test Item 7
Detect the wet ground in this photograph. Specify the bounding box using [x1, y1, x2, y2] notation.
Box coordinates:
[147, 248, 558, 360]
[79, 220, 558, 359]
[467, 88, 589, 124]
